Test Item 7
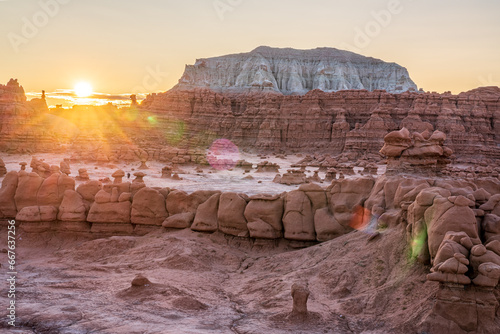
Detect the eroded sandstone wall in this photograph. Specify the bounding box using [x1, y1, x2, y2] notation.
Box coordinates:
[2, 80, 500, 163]
[140, 87, 500, 161]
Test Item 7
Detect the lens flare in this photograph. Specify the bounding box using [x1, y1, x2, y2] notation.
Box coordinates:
[164, 120, 185, 145]
[122, 109, 138, 122]
[410, 229, 427, 260]
[349, 205, 371, 231]
[207, 138, 240, 171]
[147, 116, 158, 125]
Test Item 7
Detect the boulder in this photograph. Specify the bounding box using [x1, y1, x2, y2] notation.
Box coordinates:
[166, 190, 219, 216]
[244, 194, 284, 239]
[131, 187, 168, 225]
[162, 212, 196, 229]
[16, 205, 58, 222]
[217, 192, 249, 237]
[0, 171, 18, 218]
[57, 190, 87, 222]
[191, 193, 220, 233]
[314, 207, 348, 242]
[283, 190, 315, 241]
[14, 171, 43, 211]
[87, 201, 131, 224]
[76, 180, 103, 203]
[426, 196, 480, 263]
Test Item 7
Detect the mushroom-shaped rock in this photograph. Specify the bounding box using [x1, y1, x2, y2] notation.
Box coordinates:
[60, 160, 71, 175]
[19, 162, 27, 171]
[432, 232, 473, 267]
[290, 284, 310, 317]
[482, 214, 500, 244]
[161, 166, 172, 178]
[49, 165, 60, 174]
[112, 170, 125, 184]
[133, 172, 146, 183]
[486, 240, 500, 257]
[429, 130, 446, 144]
[469, 244, 500, 278]
[380, 127, 411, 157]
[138, 161, 149, 170]
[473, 188, 491, 204]
[76, 168, 90, 181]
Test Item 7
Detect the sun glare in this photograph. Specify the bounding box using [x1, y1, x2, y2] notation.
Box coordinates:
[74, 82, 93, 97]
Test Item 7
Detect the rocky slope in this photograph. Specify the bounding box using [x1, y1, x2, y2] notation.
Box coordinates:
[174, 46, 418, 94]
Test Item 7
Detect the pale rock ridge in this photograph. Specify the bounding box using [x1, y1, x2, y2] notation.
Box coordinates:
[174, 46, 418, 94]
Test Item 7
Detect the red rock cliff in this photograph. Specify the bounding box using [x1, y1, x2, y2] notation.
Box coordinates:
[140, 87, 500, 161]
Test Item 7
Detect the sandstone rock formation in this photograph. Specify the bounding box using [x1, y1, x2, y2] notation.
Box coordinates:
[380, 128, 453, 175]
[87, 187, 133, 234]
[161, 165, 173, 178]
[60, 159, 71, 175]
[191, 193, 220, 232]
[57, 190, 87, 223]
[0, 158, 6, 177]
[217, 192, 249, 237]
[244, 194, 284, 239]
[131, 187, 167, 226]
[290, 283, 310, 318]
[256, 161, 280, 173]
[2, 78, 500, 163]
[173, 46, 417, 94]
[0, 171, 18, 218]
[139, 87, 500, 162]
[282, 190, 316, 241]
[277, 169, 307, 185]
[163, 190, 218, 229]
[0, 80, 54, 153]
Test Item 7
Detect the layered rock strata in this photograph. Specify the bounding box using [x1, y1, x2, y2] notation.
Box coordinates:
[173, 46, 418, 94]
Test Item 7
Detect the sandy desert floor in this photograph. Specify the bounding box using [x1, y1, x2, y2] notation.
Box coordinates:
[0, 222, 436, 334]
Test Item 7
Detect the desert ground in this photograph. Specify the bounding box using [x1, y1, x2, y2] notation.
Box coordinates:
[1, 210, 433, 334]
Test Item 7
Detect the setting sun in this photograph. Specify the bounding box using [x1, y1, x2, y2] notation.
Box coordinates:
[74, 82, 93, 97]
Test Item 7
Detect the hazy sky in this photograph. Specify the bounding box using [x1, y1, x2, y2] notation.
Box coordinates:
[1, 0, 499, 99]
